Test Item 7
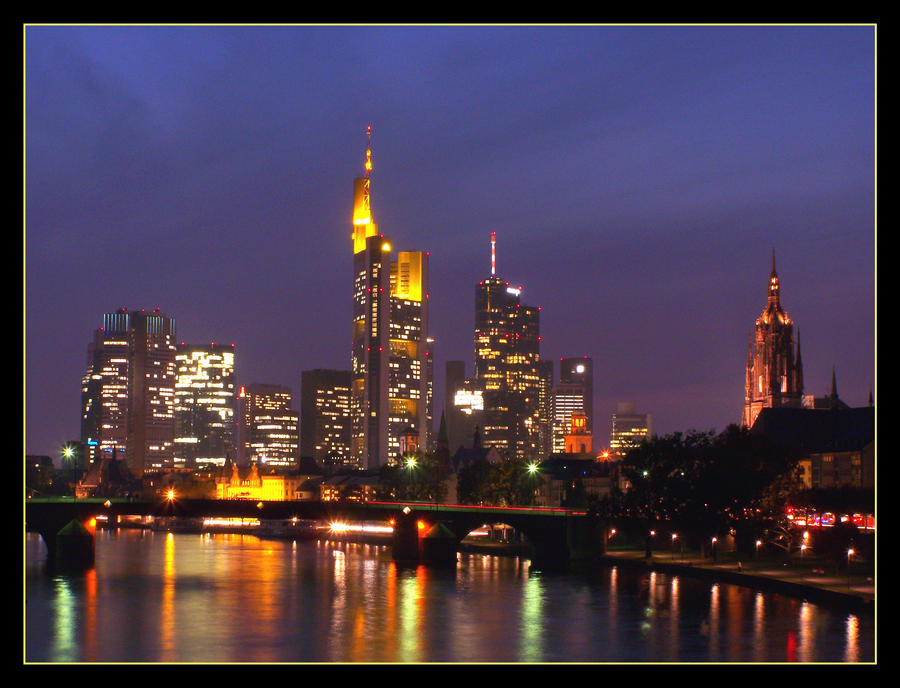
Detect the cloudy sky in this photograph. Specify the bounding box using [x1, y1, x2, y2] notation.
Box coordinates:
[25, 24, 875, 460]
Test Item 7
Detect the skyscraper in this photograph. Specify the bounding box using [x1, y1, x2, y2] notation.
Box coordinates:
[742, 251, 804, 428]
[552, 357, 593, 454]
[300, 369, 352, 464]
[350, 126, 391, 469]
[387, 249, 431, 462]
[80, 308, 177, 476]
[173, 343, 235, 470]
[235, 384, 299, 468]
[349, 127, 431, 469]
[473, 232, 545, 461]
[609, 402, 651, 457]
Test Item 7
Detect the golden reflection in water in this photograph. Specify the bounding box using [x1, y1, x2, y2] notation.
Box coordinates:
[844, 614, 860, 662]
[397, 567, 424, 662]
[607, 567, 619, 657]
[753, 592, 765, 662]
[726, 586, 744, 660]
[708, 584, 720, 659]
[160, 532, 176, 662]
[52, 577, 75, 661]
[327, 546, 347, 660]
[797, 602, 813, 662]
[667, 576, 679, 660]
[384, 562, 397, 659]
[83, 568, 98, 661]
[518, 574, 544, 661]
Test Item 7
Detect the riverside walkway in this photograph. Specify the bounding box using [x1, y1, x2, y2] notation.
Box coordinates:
[600, 548, 875, 611]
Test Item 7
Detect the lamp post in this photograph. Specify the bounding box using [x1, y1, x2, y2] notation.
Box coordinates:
[405, 455, 417, 500]
[671, 533, 678, 561]
[755, 539, 762, 560]
[847, 548, 854, 590]
[62, 444, 78, 499]
[526, 462, 539, 506]
[711, 536, 718, 562]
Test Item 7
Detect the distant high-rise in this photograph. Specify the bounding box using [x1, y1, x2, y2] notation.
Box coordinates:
[552, 357, 593, 454]
[173, 343, 235, 470]
[349, 127, 431, 469]
[473, 232, 545, 460]
[742, 251, 804, 428]
[609, 402, 651, 457]
[80, 308, 177, 476]
[300, 369, 352, 463]
[235, 384, 299, 468]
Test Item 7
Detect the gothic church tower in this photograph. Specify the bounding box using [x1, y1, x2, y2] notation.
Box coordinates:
[742, 251, 804, 428]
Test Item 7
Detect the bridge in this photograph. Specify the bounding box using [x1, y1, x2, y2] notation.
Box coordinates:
[25, 497, 607, 569]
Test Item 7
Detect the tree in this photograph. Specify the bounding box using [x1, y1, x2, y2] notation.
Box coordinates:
[615, 424, 800, 552]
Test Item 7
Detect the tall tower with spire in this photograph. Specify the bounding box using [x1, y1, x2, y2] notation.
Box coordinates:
[349, 127, 432, 469]
[350, 126, 391, 469]
[474, 232, 545, 460]
[742, 251, 804, 428]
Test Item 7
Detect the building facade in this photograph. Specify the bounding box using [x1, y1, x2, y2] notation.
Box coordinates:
[742, 251, 804, 428]
[300, 369, 352, 463]
[80, 308, 177, 476]
[235, 384, 299, 468]
[609, 402, 651, 457]
[473, 232, 545, 461]
[173, 343, 235, 470]
[349, 127, 431, 469]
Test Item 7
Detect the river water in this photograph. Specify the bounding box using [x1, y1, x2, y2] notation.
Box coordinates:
[24, 529, 874, 663]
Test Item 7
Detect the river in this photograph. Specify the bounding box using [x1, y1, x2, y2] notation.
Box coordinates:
[24, 529, 874, 663]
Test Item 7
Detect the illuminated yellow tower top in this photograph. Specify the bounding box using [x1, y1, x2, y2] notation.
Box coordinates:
[352, 125, 379, 254]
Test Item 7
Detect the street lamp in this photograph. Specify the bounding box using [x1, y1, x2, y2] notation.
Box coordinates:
[847, 548, 855, 590]
[62, 444, 78, 499]
[755, 539, 762, 560]
[671, 533, 678, 561]
[711, 536, 718, 562]
[800, 543, 807, 560]
[526, 462, 539, 506]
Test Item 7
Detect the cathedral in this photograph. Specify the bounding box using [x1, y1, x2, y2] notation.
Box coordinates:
[742, 251, 804, 428]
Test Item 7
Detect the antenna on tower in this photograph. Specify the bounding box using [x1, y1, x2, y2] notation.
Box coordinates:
[491, 231, 496, 276]
[364, 125, 373, 179]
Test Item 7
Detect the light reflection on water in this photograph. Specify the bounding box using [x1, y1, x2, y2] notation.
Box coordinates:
[24, 530, 874, 663]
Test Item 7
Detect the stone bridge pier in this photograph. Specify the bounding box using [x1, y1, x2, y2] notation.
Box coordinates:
[390, 507, 607, 569]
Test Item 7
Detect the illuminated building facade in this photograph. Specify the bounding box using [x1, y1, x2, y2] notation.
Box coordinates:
[447, 374, 486, 455]
[387, 250, 431, 462]
[173, 343, 235, 470]
[742, 251, 804, 428]
[349, 127, 431, 469]
[474, 232, 545, 460]
[564, 411, 593, 455]
[300, 369, 352, 463]
[552, 357, 593, 454]
[609, 402, 651, 457]
[235, 384, 299, 468]
[80, 308, 177, 476]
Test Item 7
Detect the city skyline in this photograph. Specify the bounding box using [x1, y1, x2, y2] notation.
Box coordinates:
[25, 24, 876, 460]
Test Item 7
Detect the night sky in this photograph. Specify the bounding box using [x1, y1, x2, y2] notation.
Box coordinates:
[25, 25, 876, 463]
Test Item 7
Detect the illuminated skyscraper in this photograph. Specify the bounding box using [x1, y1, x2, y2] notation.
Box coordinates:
[349, 127, 431, 469]
[300, 369, 352, 463]
[609, 402, 651, 457]
[474, 232, 544, 460]
[173, 343, 235, 470]
[552, 357, 593, 453]
[80, 308, 177, 476]
[235, 384, 299, 468]
[742, 251, 804, 428]
[388, 250, 431, 462]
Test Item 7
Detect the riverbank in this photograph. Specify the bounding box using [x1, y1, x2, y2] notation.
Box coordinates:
[599, 549, 875, 613]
